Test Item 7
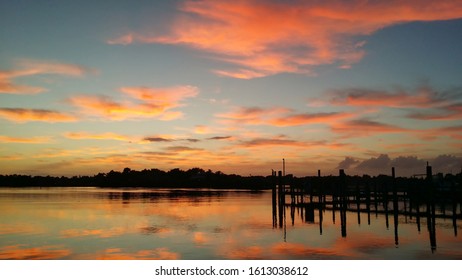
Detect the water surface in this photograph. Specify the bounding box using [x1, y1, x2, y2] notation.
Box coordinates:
[0, 187, 461, 259]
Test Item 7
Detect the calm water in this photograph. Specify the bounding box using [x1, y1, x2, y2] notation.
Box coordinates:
[0, 187, 461, 260]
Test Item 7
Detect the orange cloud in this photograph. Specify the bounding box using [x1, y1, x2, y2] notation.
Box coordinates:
[0, 59, 96, 94]
[0, 135, 52, 143]
[64, 132, 131, 142]
[94, 247, 179, 260]
[0, 108, 77, 123]
[120, 85, 198, 105]
[108, 0, 462, 78]
[0, 245, 71, 260]
[69, 86, 198, 121]
[217, 106, 350, 127]
[60, 227, 127, 238]
[193, 232, 210, 244]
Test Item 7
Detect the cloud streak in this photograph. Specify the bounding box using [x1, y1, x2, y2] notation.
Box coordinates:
[0, 108, 77, 123]
[108, 0, 462, 78]
[0, 59, 96, 94]
[217, 106, 351, 127]
[64, 132, 131, 142]
[331, 119, 409, 137]
[0, 135, 52, 144]
[327, 85, 448, 108]
[69, 86, 198, 121]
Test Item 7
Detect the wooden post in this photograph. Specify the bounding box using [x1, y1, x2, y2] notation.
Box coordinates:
[278, 171, 284, 228]
[272, 170, 277, 228]
[392, 167, 399, 246]
[426, 162, 433, 194]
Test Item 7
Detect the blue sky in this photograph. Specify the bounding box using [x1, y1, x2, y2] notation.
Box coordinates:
[1, 0, 462, 176]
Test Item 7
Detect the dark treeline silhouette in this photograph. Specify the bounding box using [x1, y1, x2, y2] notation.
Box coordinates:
[1, 166, 461, 193]
[0, 167, 270, 189]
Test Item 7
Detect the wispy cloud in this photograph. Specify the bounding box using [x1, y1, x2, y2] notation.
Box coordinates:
[165, 146, 203, 153]
[232, 135, 350, 151]
[0, 108, 77, 123]
[64, 132, 131, 142]
[0, 59, 96, 94]
[60, 227, 127, 238]
[408, 103, 462, 121]
[0, 135, 52, 144]
[0, 245, 71, 260]
[69, 86, 198, 121]
[327, 85, 447, 108]
[217, 106, 350, 127]
[108, 0, 462, 78]
[414, 125, 462, 141]
[142, 136, 174, 142]
[320, 85, 462, 123]
[207, 136, 232, 141]
[331, 119, 409, 137]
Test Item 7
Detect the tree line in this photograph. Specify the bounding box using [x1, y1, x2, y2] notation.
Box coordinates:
[0, 167, 460, 191]
[0, 167, 271, 189]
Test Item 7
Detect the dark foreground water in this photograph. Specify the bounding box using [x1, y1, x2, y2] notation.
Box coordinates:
[0, 187, 461, 259]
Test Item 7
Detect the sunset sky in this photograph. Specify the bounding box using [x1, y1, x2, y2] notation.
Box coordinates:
[1, 0, 462, 177]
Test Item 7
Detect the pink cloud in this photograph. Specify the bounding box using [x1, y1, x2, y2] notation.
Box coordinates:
[107, 0, 462, 78]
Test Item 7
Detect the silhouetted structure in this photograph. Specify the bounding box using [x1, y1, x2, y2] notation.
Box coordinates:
[271, 164, 462, 252]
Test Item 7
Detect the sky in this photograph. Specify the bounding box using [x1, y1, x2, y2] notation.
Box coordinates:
[1, 0, 462, 177]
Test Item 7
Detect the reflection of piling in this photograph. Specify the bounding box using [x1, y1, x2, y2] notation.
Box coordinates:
[453, 181, 458, 236]
[305, 203, 315, 223]
[427, 200, 437, 253]
[425, 164, 437, 252]
[366, 184, 371, 225]
[272, 170, 277, 228]
[416, 200, 421, 233]
[339, 169, 347, 238]
[290, 204, 295, 226]
[319, 205, 323, 235]
[373, 182, 378, 217]
[453, 200, 458, 236]
[392, 167, 399, 246]
[278, 171, 284, 229]
[384, 196, 389, 229]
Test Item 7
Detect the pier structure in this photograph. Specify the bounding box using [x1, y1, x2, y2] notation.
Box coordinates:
[271, 163, 462, 249]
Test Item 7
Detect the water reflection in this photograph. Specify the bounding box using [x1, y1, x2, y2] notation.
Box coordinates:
[0, 187, 461, 259]
[276, 185, 461, 256]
